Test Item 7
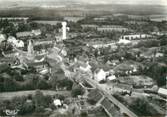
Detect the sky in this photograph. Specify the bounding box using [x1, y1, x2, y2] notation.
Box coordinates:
[0, 0, 167, 5]
[79, 0, 167, 5]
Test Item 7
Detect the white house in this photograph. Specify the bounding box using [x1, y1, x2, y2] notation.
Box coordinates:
[158, 88, 167, 97]
[53, 99, 62, 106]
[8, 36, 24, 48]
[94, 69, 106, 82]
[107, 75, 116, 81]
[118, 39, 131, 44]
[32, 29, 41, 36]
[155, 53, 164, 58]
[130, 65, 138, 73]
[8, 36, 17, 43]
[16, 40, 24, 48]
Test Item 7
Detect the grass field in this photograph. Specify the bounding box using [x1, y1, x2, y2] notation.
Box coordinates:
[0, 90, 71, 100]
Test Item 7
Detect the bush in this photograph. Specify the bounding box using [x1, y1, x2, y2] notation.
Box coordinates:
[57, 79, 73, 90]
[57, 95, 65, 100]
[0, 101, 6, 116]
[33, 90, 53, 108]
[81, 111, 88, 117]
[19, 102, 35, 115]
[35, 106, 45, 113]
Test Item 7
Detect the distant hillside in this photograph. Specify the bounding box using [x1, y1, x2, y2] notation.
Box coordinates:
[0, 4, 166, 18]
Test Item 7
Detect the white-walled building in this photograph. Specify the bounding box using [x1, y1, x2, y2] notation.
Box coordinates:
[107, 75, 116, 81]
[16, 29, 41, 38]
[0, 17, 29, 22]
[8, 36, 16, 43]
[118, 39, 131, 44]
[0, 34, 6, 44]
[92, 42, 116, 49]
[88, 40, 117, 49]
[32, 29, 41, 36]
[158, 88, 167, 97]
[81, 24, 99, 30]
[120, 34, 152, 40]
[93, 17, 108, 22]
[97, 25, 128, 32]
[53, 99, 62, 106]
[34, 40, 53, 46]
[94, 69, 106, 82]
[15, 40, 24, 48]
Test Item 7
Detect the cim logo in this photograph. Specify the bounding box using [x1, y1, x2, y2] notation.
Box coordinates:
[4, 109, 19, 117]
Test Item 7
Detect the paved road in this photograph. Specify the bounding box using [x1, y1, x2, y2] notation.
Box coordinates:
[0, 90, 71, 100]
[84, 77, 138, 117]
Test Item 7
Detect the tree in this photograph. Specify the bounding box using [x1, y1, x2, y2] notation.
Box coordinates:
[37, 79, 50, 89]
[19, 102, 35, 115]
[159, 35, 167, 46]
[71, 86, 85, 97]
[44, 95, 53, 106]
[57, 79, 73, 90]
[35, 106, 45, 113]
[3, 77, 18, 91]
[145, 63, 166, 86]
[129, 98, 158, 116]
[29, 22, 39, 29]
[33, 90, 46, 108]
[33, 90, 53, 111]
[17, 23, 31, 32]
[11, 69, 24, 81]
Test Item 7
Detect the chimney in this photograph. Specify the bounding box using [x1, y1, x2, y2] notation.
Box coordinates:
[62, 22, 67, 40]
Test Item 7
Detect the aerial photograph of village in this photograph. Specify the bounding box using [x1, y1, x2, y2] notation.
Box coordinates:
[0, 0, 166, 117]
